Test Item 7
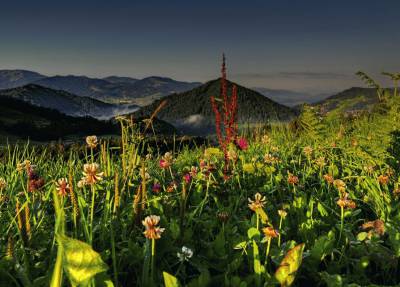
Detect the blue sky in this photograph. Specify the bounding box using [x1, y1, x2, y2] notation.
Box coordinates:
[0, 0, 399, 94]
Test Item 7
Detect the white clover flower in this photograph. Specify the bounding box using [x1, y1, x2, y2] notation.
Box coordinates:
[177, 246, 193, 262]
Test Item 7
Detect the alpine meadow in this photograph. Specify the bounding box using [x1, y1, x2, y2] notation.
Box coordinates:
[1, 1, 400, 286]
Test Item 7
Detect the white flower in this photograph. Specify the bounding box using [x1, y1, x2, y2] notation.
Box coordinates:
[177, 246, 193, 262]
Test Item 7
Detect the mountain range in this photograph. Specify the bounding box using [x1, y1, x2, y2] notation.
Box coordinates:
[0, 70, 202, 105]
[0, 69, 391, 141]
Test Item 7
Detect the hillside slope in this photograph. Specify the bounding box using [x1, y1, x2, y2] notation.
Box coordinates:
[133, 78, 295, 134]
[0, 84, 139, 119]
[0, 97, 118, 142]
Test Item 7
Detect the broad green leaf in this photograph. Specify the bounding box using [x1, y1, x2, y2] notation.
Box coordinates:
[247, 227, 260, 240]
[309, 234, 335, 266]
[275, 243, 305, 287]
[56, 235, 108, 286]
[163, 271, 180, 287]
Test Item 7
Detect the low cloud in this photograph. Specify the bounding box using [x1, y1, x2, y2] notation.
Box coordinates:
[234, 71, 352, 80]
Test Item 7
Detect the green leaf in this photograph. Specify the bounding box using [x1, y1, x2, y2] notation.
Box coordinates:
[163, 271, 180, 287]
[56, 235, 108, 286]
[317, 202, 328, 217]
[275, 243, 305, 287]
[309, 233, 335, 266]
[247, 227, 260, 240]
[234, 241, 247, 250]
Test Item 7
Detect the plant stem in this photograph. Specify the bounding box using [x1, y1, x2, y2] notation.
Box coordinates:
[256, 212, 259, 230]
[278, 216, 283, 247]
[90, 184, 96, 245]
[151, 238, 156, 282]
[265, 238, 272, 269]
[339, 206, 344, 242]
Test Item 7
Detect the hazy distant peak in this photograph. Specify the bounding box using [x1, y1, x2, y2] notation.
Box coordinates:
[0, 70, 46, 89]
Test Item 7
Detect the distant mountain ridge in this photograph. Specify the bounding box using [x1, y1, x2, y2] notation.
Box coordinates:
[0, 84, 139, 119]
[133, 78, 295, 135]
[0, 70, 46, 89]
[102, 76, 138, 85]
[0, 70, 201, 104]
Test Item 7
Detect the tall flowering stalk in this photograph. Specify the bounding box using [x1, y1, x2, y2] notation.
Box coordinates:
[210, 55, 238, 177]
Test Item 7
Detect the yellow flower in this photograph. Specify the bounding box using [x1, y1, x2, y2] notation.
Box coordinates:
[227, 148, 238, 161]
[243, 163, 255, 174]
[82, 163, 104, 185]
[278, 209, 287, 218]
[264, 153, 279, 164]
[248, 193, 266, 211]
[86, 135, 98, 149]
[323, 174, 334, 184]
[16, 160, 31, 172]
[363, 165, 375, 175]
[271, 146, 279, 152]
[204, 147, 223, 159]
[287, 173, 299, 185]
[303, 146, 313, 157]
[378, 175, 389, 185]
[336, 192, 356, 209]
[333, 179, 346, 193]
[315, 157, 326, 167]
[142, 215, 165, 240]
[262, 226, 279, 238]
[261, 134, 271, 144]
